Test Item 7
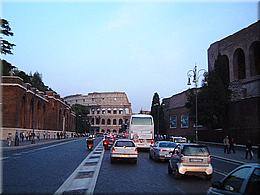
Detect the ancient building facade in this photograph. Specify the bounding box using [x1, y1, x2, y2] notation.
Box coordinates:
[207, 20, 260, 144]
[162, 89, 205, 140]
[64, 92, 132, 133]
[1, 76, 76, 140]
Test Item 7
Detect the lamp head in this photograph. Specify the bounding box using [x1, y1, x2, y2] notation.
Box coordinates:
[187, 77, 191, 85]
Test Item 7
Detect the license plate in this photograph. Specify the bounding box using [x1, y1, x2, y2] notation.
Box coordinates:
[189, 158, 203, 162]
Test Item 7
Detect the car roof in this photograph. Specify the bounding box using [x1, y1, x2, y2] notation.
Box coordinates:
[156, 141, 174, 143]
[238, 163, 260, 168]
[115, 139, 133, 142]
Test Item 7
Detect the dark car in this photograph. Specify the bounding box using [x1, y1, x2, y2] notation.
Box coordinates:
[207, 163, 260, 195]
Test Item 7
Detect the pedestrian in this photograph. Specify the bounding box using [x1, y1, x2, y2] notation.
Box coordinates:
[245, 140, 253, 160]
[37, 132, 40, 140]
[229, 137, 236, 154]
[43, 131, 46, 139]
[57, 132, 60, 139]
[7, 133, 12, 146]
[223, 136, 230, 154]
[14, 131, 19, 146]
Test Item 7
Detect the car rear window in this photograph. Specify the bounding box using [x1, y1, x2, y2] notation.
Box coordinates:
[159, 142, 176, 148]
[182, 145, 209, 156]
[115, 141, 135, 147]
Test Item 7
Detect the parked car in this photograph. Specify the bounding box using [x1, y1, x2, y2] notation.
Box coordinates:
[110, 139, 138, 164]
[207, 163, 260, 195]
[149, 141, 177, 161]
[168, 143, 213, 180]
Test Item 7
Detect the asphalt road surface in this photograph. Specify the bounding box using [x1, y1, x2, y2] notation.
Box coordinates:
[2, 138, 241, 194]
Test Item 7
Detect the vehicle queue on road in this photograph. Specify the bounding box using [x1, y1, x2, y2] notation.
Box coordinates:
[92, 133, 259, 195]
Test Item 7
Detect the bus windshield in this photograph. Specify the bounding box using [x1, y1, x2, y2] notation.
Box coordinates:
[131, 117, 153, 125]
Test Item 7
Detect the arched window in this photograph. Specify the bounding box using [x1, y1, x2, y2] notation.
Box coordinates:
[96, 117, 100, 125]
[113, 119, 117, 125]
[233, 48, 246, 80]
[101, 119, 105, 125]
[119, 119, 123, 125]
[107, 119, 111, 125]
[249, 41, 260, 76]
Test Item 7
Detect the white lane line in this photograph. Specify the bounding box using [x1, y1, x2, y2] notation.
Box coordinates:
[214, 170, 228, 177]
[54, 141, 104, 194]
[1, 157, 9, 160]
[212, 155, 244, 165]
[86, 145, 104, 195]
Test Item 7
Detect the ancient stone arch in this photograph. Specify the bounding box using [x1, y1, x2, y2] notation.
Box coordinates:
[233, 48, 246, 80]
[249, 41, 260, 76]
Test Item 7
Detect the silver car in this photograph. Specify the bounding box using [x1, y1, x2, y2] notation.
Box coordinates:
[168, 143, 213, 180]
[208, 163, 260, 195]
[149, 141, 177, 161]
[110, 139, 138, 164]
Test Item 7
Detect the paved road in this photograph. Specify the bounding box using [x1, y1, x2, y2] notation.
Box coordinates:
[2, 137, 101, 194]
[2, 138, 247, 194]
[94, 149, 241, 194]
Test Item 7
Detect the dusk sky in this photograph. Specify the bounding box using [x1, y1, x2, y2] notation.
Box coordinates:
[2, 0, 258, 112]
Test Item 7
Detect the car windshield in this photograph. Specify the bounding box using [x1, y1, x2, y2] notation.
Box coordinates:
[115, 141, 135, 147]
[182, 146, 209, 156]
[131, 117, 153, 125]
[159, 142, 176, 148]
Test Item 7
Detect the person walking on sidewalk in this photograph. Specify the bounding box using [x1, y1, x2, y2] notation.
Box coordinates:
[223, 136, 230, 154]
[245, 140, 253, 160]
[229, 137, 236, 154]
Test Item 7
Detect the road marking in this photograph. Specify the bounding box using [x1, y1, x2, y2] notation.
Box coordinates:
[214, 170, 228, 177]
[212, 155, 244, 165]
[54, 141, 104, 194]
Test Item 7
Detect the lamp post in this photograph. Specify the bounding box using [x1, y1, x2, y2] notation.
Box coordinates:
[187, 65, 207, 143]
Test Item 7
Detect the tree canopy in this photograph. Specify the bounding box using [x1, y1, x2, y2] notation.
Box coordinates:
[0, 18, 16, 55]
[186, 54, 230, 130]
[71, 104, 91, 134]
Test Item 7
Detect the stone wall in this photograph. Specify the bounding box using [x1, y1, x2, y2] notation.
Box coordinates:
[1, 76, 76, 140]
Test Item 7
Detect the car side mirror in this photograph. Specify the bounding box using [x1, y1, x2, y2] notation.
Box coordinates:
[169, 151, 173, 154]
[212, 181, 223, 189]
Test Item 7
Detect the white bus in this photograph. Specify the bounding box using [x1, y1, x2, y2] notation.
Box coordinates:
[128, 114, 154, 149]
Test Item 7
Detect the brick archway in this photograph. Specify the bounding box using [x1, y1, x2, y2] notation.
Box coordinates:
[233, 48, 246, 80]
[249, 41, 260, 76]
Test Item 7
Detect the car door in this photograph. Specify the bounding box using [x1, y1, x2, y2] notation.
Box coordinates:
[212, 166, 253, 195]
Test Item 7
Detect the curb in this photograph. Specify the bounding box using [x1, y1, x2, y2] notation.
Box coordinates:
[2, 138, 79, 151]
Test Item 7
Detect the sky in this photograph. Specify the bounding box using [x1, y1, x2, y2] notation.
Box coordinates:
[1, 0, 258, 112]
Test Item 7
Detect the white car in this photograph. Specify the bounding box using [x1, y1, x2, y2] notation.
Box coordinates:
[110, 139, 138, 164]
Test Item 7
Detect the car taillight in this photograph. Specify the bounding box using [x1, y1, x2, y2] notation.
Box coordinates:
[207, 156, 211, 164]
[150, 139, 154, 145]
[112, 148, 116, 153]
[135, 148, 138, 153]
[160, 149, 167, 152]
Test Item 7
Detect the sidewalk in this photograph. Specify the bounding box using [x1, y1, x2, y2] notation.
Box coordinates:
[1, 137, 78, 151]
[206, 144, 259, 164]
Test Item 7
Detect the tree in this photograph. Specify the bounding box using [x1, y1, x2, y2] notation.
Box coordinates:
[71, 104, 90, 134]
[1, 59, 16, 76]
[151, 92, 160, 135]
[186, 54, 230, 130]
[0, 18, 16, 55]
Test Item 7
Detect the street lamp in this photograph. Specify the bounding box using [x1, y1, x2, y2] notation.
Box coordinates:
[187, 65, 207, 143]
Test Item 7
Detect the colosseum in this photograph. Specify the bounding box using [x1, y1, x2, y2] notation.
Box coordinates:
[64, 92, 132, 134]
